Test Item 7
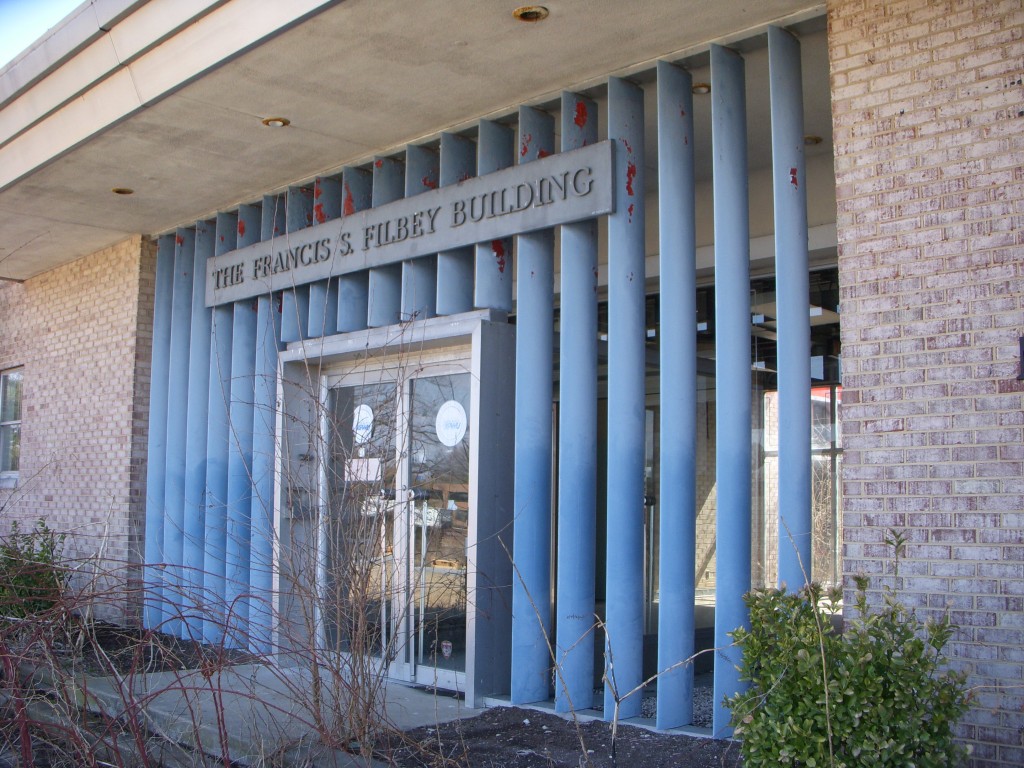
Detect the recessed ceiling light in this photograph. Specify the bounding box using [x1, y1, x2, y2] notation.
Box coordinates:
[111, 187, 134, 195]
[513, 5, 549, 22]
[691, 83, 711, 95]
[261, 117, 291, 128]
[804, 135, 823, 145]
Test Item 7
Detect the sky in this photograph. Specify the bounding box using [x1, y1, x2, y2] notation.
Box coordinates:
[0, 0, 85, 68]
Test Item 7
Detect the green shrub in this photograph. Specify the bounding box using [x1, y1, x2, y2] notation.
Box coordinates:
[727, 545, 970, 767]
[0, 519, 68, 620]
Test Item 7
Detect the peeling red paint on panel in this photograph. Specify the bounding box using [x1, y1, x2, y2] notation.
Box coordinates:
[538, 148, 551, 158]
[626, 162, 637, 196]
[274, 226, 281, 235]
[375, 159, 384, 168]
[621, 137, 633, 155]
[314, 185, 323, 199]
[314, 203, 326, 224]
[422, 174, 438, 190]
[238, 220, 246, 237]
[219, 234, 225, 242]
[521, 133, 532, 157]
[790, 167, 799, 188]
[343, 183, 356, 216]
[628, 203, 635, 221]
[492, 239, 506, 273]
[574, 101, 588, 128]
[175, 234, 184, 246]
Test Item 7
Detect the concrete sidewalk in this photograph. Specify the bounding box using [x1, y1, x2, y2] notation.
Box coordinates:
[60, 663, 484, 767]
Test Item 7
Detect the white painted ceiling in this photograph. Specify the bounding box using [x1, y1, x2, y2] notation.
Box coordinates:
[0, 0, 831, 281]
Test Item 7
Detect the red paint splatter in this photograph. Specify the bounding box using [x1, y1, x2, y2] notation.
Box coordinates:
[314, 184, 323, 199]
[574, 101, 588, 128]
[174, 234, 184, 246]
[520, 132, 532, 157]
[628, 203, 635, 221]
[680, 107, 687, 117]
[538, 148, 551, 158]
[626, 162, 637, 196]
[422, 174, 438, 190]
[790, 167, 799, 188]
[375, 159, 384, 168]
[219, 234, 225, 242]
[274, 225, 281, 234]
[492, 240, 506, 273]
[343, 183, 355, 216]
[314, 203, 326, 224]
[237, 220, 246, 237]
[622, 138, 633, 155]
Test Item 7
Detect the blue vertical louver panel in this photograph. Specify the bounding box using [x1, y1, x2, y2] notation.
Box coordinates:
[281, 187, 313, 342]
[224, 203, 262, 647]
[710, 44, 752, 738]
[604, 76, 646, 720]
[337, 167, 373, 332]
[510, 104, 555, 705]
[144, 234, 176, 629]
[162, 227, 196, 635]
[250, 289, 281, 654]
[769, 26, 812, 590]
[655, 60, 698, 729]
[203, 211, 236, 643]
[436, 133, 476, 315]
[474, 120, 515, 311]
[308, 176, 342, 338]
[555, 91, 599, 714]
[402, 145, 439, 322]
[367, 156, 404, 327]
[181, 219, 214, 638]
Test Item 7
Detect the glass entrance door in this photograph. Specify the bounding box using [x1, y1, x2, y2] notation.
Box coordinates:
[325, 365, 471, 691]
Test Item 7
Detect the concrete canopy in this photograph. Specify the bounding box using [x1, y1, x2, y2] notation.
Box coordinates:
[0, 0, 829, 281]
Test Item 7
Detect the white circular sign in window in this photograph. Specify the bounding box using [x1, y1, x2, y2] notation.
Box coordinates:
[435, 400, 467, 447]
[352, 403, 374, 444]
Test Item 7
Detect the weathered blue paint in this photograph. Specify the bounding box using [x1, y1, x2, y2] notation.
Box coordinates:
[474, 123, 513, 312]
[604, 76, 646, 720]
[655, 60, 698, 729]
[367, 157, 404, 327]
[281, 187, 313, 342]
[250, 290, 281, 653]
[182, 219, 215, 637]
[308, 177, 342, 337]
[710, 44, 752, 738]
[510, 104, 555, 705]
[144, 234, 176, 629]
[162, 227, 196, 635]
[224, 203, 263, 646]
[203, 212, 236, 643]
[402, 145, 438, 321]
[769, 26, 813, 590]
[436, 133, 476, 315]
[555, 91, 598, 714]
[337, 167, 373, 332]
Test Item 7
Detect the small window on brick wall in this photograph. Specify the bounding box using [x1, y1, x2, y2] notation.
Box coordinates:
[0, 368, 23, 476]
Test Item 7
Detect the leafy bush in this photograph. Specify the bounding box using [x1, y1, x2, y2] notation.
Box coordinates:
[727, 540, 970, 767]
[0, 519, 68, 620]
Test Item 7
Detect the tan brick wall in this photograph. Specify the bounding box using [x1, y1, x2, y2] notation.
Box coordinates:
[0, 236, 156, 623]
[828, 0, 1024, 764]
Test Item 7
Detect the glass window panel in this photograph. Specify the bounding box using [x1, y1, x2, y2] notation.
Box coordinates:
[1, 371, 22, 424]
[0, 424, 19, 473]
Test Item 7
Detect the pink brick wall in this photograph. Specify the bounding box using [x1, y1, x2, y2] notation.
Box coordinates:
[829, 0, 1024, 763]
[0, 236, 156, 623]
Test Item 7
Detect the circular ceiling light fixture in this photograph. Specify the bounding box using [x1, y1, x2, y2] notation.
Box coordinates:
[803, 134, 823, 146]
[261, 116, 291, 128]
[691, 83, 711, 95]
[111, 187, 134, 195]
[513, 5, 549, 22]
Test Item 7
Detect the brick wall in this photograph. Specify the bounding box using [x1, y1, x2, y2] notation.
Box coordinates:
[828, 0, 1024, 764]
[0, 236, 156, 623]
